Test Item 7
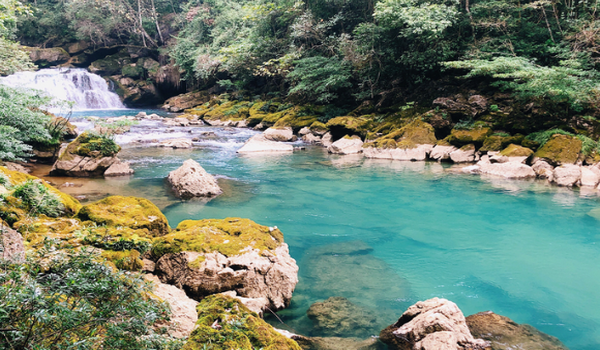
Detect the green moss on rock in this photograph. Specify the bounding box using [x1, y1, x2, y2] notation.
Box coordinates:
[78, 196, 169, 237]
[183, 294, 301, 350]
[121, 64, 144, 79]
[500, 144, 534, 157]
[0, 167, 81, 216]
[15, 216, 82, 248]
[61, 132, 121, 160]
[534, 134, 582, 165]
[384, 119, 437, 145]
[101, 249, 144, 271]
[480, 134, 524, 152]
[152, 218, 284, 259]
[326, 116, 370, 137]
[274, 113, 318, 130]
[447, 127, 492, 147]
[309, 121, 328, 133]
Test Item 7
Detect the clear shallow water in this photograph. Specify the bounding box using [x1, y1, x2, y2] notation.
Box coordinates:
[45, 110, 600, 349]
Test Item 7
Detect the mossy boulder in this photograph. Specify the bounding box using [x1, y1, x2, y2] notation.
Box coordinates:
[14, 216, 82, 248]
[51, 132, 122, 177]
[163, 91, 211, 112]
[383, 119, 437, 145]
[500, 144, 534, 158]
[447, 126, 492, 147]
[78, 196, 170, 237]
[309, 121, 329, 134]
[534, 134, 582, 165]
[204, 101, 253, 122]
[89, 51, 131, 76]
[101, 249, 144, 271]
[0, 167, 82, 216]
[274, 113, 318, 131]
[183, 294, 301, 350]
[326, 116, 370, 139]
[121, 64, 144, 79]
[480, 134, 524, 152]
[152, 218, 283, 258]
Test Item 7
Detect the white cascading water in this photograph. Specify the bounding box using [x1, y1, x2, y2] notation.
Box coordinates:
[0, 68, 125, 110]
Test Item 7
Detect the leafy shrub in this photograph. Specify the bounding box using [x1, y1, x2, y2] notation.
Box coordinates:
[489, 105, 499, 112]
[0, 241, 184, 350]
[11, 180, 64, 217]
[76, 131, 120, 157]
[287, 56, 353, 103]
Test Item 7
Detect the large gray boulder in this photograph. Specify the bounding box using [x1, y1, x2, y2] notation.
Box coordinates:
[166, 159, 222, 199]
[380, 298, 489, 350]
[363, 144, 433, 161]
[50, 134, 120, 177]
[475, 157, 536, 179]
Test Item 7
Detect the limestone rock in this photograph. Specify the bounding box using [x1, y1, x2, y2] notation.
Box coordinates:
[50, 132, 120, 177]
[145, 274, 198, 338]
[380, 298, 489, 350]
[299, 127, 312, 136]
[532, 160, 554, 179]
[363, 144, 433, 161]
[430, 145, 458, 161]
[219, 290, 269, 316]
[328, 135, 364, 155]
[159, 138, 193, 149]
[264, 127, 295, 142]
[162, 91, 210, 113]
[450, 144, 476, 163]
[321, 132, 333, 147]
[580, 166, 600, 187]
[552, 164, 581, 187]
[0, 223, 25, 262]
[466, 311, 568, 350]
[104, 160, 134, 177]
[3, 162, 30, 174]
[66, 41, 90, 54]
[448, 127, 492, 147]
[27, 47, 70, 67]
[307, 297, 380, 337]
[167, 159, 222, 199]
[153, 218, 298, 312]
[163, 117, 191, 127]
[476, 158, 536, 179]
[237, 134, 294, 153]
[303, 133, 322, 144]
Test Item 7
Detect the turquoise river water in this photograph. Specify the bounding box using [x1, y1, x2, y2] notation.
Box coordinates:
[47, 113, 600, 349]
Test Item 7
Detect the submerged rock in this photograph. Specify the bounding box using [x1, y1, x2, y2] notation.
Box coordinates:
[380, 298, 489, 350]
[466, 311, 568, 350]
[153, 218, 298, 312]
[307, 297, 380, 337]
[237, 134, 294, 153]
[182, 294, 301, 350]
[328, 135, 364, 155]
[264, 127, 296, 142]
[167, 159, 222, 199]
[286, 333, 383, 350]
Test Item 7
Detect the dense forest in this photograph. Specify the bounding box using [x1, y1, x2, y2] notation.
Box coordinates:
[2, 0, 600, 109]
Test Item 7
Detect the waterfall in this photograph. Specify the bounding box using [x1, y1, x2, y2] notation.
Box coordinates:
[0, 68, 125, 110]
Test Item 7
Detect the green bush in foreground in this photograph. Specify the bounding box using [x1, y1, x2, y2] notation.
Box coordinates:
[0, 241, 184, 350]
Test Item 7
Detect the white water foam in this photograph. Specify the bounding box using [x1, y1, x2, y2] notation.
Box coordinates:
[0, 68, 124, 110]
